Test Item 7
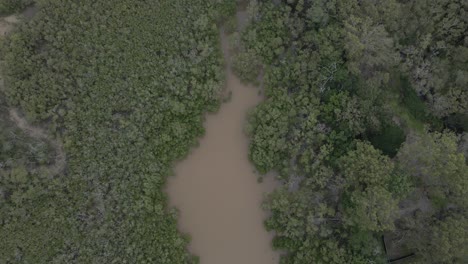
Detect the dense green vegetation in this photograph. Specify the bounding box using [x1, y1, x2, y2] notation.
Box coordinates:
[0, 0, 234, 262]
[0, 0, 33, 15]
[1, 0, 467, 263]
[235, 0, 467, 263]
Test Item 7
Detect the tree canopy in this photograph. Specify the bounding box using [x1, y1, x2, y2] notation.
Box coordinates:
[0, 0, 466, 263]
[233, 0, 467, 263]
[0, 0, 232, 262]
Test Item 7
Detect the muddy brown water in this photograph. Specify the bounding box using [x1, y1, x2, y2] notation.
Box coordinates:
[166, 28, 280, 264]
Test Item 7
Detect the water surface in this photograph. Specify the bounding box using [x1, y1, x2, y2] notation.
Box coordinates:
[166, 28, 279, 264]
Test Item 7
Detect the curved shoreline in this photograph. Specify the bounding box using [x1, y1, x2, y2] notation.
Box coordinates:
[166, 25, 279, 264]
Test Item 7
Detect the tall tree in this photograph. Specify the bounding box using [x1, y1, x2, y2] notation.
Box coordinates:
[398, 131, 468, 207]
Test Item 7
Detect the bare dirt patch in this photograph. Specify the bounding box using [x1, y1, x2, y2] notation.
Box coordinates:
[0, 20, 13, 36]
[4, 15, 19, 24]
[9, 109, 66, 175]
[1, 11, 65, 175]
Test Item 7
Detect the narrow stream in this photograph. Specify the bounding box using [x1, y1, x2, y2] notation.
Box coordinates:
[166, 19, 279, 264]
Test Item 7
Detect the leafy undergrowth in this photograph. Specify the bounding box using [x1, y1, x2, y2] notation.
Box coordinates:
[386, 73, 443, 134]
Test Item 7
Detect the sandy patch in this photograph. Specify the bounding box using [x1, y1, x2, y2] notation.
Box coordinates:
[0, 20, 12, 36]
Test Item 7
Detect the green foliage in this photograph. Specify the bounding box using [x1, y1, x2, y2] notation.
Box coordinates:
[445, 113, 468, 132]
[400, 77, 428, 122]
[344, 186, 398, 232]
[348, 229, 385, 260]
[1, 0, 226, 262]
[405, 213, 468, 264]
[242, 1, 290, 64]
[396, 0, 468, 118]
[398, 131, 468, 207]
[214, 0, 237, 20]
[0, 0, 33, 15]
[238, 0, 467, 262]
[247, 96, 292, 174]
[0, 106, 54, 168]
[368, 123, 405, 157]
[417, 215, 468, 263]
[232, 49, 262, 84]
[339, 142, 400, 232]
[386, 73, 443, 132]
[395, 131, 467, 262]
[1, 0, 466, 262]
[344, 15, 398, 87]
[339, 141, 394, 187]
[0, 101, 66, 262]
[321, 92, 365, 137]
[387, 169, 412, 199]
